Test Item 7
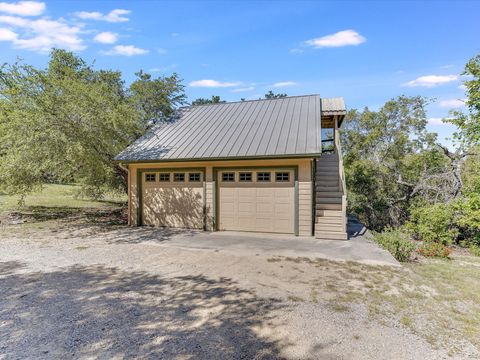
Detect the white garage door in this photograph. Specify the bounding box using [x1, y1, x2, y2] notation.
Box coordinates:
[218, 169, 295, 234]
[142, 171, 204, 229]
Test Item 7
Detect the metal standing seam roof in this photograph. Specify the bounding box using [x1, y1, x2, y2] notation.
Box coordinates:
[321, 97, 347, 116]
[115, 94, 345, 162]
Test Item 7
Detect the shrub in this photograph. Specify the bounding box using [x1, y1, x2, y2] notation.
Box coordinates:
[417, 242, 452, 258]
[405, 203, 458, 245]
[372, 229, 416, 262]
[470, 244, 480, 257]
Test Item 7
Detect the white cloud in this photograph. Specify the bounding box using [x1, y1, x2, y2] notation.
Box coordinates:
[76, 9, 130, 23]
[427, 117, 450, 126]
[157, 48, 167, 54]
[93, 31, 117, 44]
[305, 29, 366, 48]
[440, 64, 455, 69]
[231, 86, 255, 92]
[458, 84, 467, 91]
[0, 1, 45, 16]
[439, 99, 466, 108]
[271, 81, 297, 88]
[102, 44, 148, 56]
[170, 32, 179, 37]
[0, 15, 85, 52]
[0, 27, 17, 40]
[189, 79, 241, 88]
[403, 74, 458, 87]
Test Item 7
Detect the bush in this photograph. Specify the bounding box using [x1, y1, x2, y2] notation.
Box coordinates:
[372, 229, 416, 262]
[405, 203, 458, 245]
[417, 242, 452, 258]
[470, 244, 480, 257]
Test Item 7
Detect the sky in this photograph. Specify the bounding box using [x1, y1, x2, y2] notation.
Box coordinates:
[0, 0, 479, 149]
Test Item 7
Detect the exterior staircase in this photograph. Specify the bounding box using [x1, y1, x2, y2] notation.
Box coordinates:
[314, 152, 348, 240]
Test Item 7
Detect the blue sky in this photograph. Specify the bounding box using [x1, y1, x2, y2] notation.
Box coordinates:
[1, 1, 479, 149]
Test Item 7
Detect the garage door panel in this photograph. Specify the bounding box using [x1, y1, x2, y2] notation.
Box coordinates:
[143, 183, 204, 229]
[219, 171, 295, 234]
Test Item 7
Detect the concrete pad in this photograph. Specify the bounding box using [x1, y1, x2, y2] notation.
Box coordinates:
[141, 220, 399, 267]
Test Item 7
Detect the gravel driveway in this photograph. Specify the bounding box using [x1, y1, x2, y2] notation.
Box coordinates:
[0, 225, 464, 359]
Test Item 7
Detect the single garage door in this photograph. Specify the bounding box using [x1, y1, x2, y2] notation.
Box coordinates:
[142, 170, 204, 229]
[218, 169, 295, 234]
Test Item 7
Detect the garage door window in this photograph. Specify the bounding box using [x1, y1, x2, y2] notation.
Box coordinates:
[239, 172, 252, 182]
[275, 172, 290, 182]
[159, 173, 170, 182]
[145, 173, 156, 182]
[174, 173, 185, 182]
[189, 173, 201, 182]
[257, 172, 271, 182]
[222, 172, 235, 182]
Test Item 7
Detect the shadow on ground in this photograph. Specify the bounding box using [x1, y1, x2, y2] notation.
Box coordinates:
[0, 261, 288, 359]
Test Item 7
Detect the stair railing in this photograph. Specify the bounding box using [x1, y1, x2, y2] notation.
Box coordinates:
[334, 128, 347, 232]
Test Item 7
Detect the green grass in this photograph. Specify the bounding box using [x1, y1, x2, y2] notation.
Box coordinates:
[0, 184, 127, 232]
[0, 184, 126, 211]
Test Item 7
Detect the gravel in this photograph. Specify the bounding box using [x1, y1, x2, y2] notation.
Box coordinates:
[0, 225, 469, 359]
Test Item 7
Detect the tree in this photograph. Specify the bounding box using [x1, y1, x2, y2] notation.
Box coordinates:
[0, 50, 141, 200]
[130, 70, 186, 127]
[341, 96, 457, 230]
[264, 90, 287, 99]
[446, 54, 480, 149]
[191, 95, 225, 105]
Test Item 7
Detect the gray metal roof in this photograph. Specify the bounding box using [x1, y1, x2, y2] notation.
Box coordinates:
[115, 94, 324, 162]
[321, 97, 346, 116]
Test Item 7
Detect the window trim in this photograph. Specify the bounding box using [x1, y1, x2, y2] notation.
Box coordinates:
[256, 172, 271, 182]
[173, 173, 185, 182]
[145, 173, 156, 182]
[158, 173, 170, 182]
[239, 172, 252, 182]
[189, 172, 201, 182]
[222, 172, 235, 182]
[275, 171, 290, 182]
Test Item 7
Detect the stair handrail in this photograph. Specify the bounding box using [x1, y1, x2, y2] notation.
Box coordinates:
[334, 128, 347, 232]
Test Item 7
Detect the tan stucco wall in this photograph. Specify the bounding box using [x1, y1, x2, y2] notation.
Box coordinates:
[126, 158, 313, 236]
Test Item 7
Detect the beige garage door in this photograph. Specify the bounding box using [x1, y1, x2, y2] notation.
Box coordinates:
[218, 169, 295, 234]
[142, 171, 204, 229]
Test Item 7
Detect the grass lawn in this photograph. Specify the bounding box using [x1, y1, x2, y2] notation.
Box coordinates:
[0, 183, 126, 211]
[0, 184, 127, 231]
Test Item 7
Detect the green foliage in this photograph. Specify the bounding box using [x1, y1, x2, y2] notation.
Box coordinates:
[470, 244, 480, 257]
[264, 90, 287, 99]
[417, 242, 452, 258]
[0, 49, 185, 200]
[372, 228, 416, 262]
[342, 96, 447, 230]
[445, 55, 480, 149]
[406, 204, 458, 245]
[130, 70, 186, 126]
[191, 95, 225, 105]
[455, 193, 480, 244]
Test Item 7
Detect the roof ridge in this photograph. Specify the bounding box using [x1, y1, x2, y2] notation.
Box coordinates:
[185, 94, 320, 108]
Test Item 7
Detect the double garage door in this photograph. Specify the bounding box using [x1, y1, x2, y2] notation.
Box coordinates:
[218, 169, 295, 234]
[141, 168, 295, 234]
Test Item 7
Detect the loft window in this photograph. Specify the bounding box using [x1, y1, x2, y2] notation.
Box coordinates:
[159, 173, 170, 182]
[189, 173, 201, 182]
[174, 173, 185, 182]
[239, 172, 252, 182]
[145, 173, 156, 182]
[257, 172, 271, 182]
[276, 172, 290, 182]
[222, 172, 235, 182]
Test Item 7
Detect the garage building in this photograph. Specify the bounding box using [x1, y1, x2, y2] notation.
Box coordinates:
[115, 94, 348, 239]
